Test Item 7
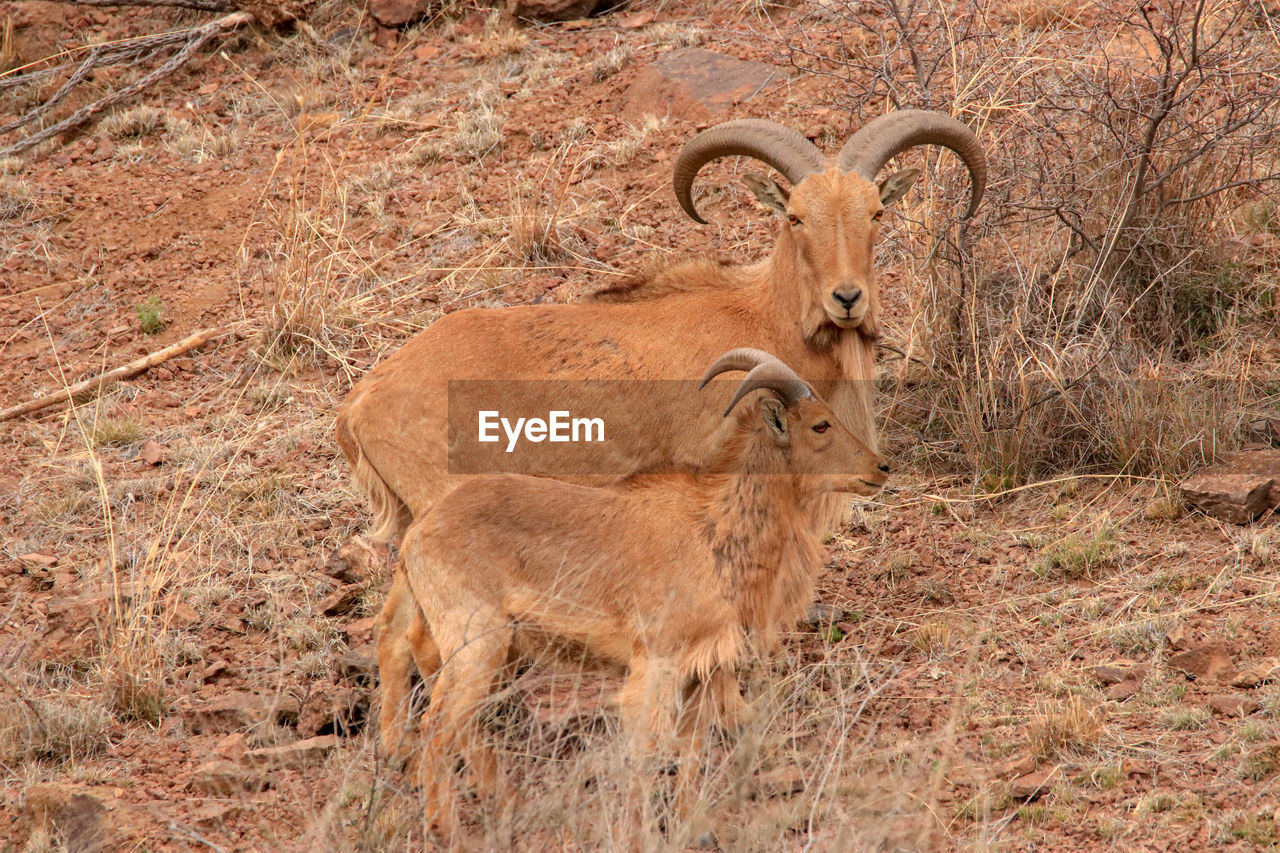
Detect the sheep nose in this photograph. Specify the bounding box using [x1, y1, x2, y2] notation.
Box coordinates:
[832, 288, 862, 310]
[877, 461, 890, 474]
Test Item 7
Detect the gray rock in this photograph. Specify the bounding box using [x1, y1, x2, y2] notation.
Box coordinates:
[189, 760, 270, 795]
[507, 0, 599, 23]
[369, 0, 434, 27]
[622, 49, 785, 122]
[185, 690, 287, 734]
[1181, 449, 1280, 524]
[243, 734, 339, 770]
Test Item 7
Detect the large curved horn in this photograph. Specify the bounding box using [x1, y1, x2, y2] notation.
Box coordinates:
[673, 120, 825, 225]
[837, 110, 987, 219]
[699, 347, 813, 416]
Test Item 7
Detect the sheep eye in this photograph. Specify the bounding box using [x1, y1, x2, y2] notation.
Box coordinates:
[872, 209, 884, 222]
[787, 214, 802, 227]
[813, 422, 830, 433]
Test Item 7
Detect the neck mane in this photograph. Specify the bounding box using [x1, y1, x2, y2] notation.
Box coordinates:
[698, 426, 828, 647]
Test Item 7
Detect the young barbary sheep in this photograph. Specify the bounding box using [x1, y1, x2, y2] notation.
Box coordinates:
[387, 349, 889, 842]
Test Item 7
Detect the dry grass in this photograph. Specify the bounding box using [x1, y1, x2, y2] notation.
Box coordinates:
[91, 415, 144, 448]
[1027, 695, 1103, 759]
[589, 44, 634, 81]
[100, 106, 167, 141]
[1033, 523, 1119, 580]
[0, 175, 34, 219]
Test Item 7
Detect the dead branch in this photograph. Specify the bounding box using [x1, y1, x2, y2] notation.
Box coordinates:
[0, 28, 225, 93]
[0, 46, 100, 136]
[0, 11, 253, 157]
[0, 327, 226, 423]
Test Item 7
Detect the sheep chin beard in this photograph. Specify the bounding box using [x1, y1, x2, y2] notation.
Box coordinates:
[806, 312, 868, 350]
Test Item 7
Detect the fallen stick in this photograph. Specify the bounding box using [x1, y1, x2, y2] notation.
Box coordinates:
[0, 327, 225, 422]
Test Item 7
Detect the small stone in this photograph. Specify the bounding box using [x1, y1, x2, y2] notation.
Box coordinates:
[324, 536, 381, 584]
[213, 732, 247, 761]
[996, 755, 1038, 779]
[621, 49, 785, 123]
[243, 734, 338, 770]
[185, 690, 284, 734]
[342, 616, 377, 646]
[171, 600, 200, 629]
[1168, 643, 1236, 683]
[189, 760, 269, 795]
[804, 602, 843, 626]
[1208, 695, 1260, 717]
[507, 0, 599, 22]
[1089, 665, 1130, 685]
[1009, 766, 1061, 801]
[201, 660, 231, 682]
[23, 783, 132, 850]
[1231, 659, 1280, 689]
[19, 553, 58, 569]
[369, 0, 432, 26]
[1166, 624, 1193, 650]
[1106, 680, 1142, 702]
[749, 766, 807, 799]
[320, 584, 363, 617]
[297, 686, 366, 738]
[336, 650, 376, 682]
[140, 440, 164, 466]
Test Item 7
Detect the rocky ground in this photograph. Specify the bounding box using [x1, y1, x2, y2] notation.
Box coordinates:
[1, 0, 1278, 850]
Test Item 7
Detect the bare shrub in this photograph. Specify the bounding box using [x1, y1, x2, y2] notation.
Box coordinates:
[776, 0, 1280, 481]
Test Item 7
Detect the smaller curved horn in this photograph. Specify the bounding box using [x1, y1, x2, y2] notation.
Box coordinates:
[838, 110, 987, 219]
[699, 347, 813, 416]
[673, 120, 825, 224]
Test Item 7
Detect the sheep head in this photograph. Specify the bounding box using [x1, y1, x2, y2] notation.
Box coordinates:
[699, 348, 888, 495]
[673, 112, 987, 341]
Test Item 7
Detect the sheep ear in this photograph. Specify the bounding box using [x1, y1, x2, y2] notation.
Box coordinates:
[878, 167, 921, 207]
[744, 172, 790, 214]
[760, 396, 789, 441]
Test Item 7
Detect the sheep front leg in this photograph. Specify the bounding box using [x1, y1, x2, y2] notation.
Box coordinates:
[619, 656, 709, 846]
[418, 611, 511, 842]
[705, 666, 755, 732]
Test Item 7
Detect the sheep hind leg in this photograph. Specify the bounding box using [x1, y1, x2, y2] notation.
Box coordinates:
[376, 568, 435, 772]
[419, 611, 511, 843]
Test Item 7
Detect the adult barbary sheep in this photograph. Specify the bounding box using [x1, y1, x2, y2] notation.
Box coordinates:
[337, 110, 985, 543]
[386, 349, 889, 841]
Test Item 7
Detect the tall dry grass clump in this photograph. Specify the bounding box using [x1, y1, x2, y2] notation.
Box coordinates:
[778, 0, 1280, 483]
[255, 168, 374, 374]
[312, 645, 945, 851]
